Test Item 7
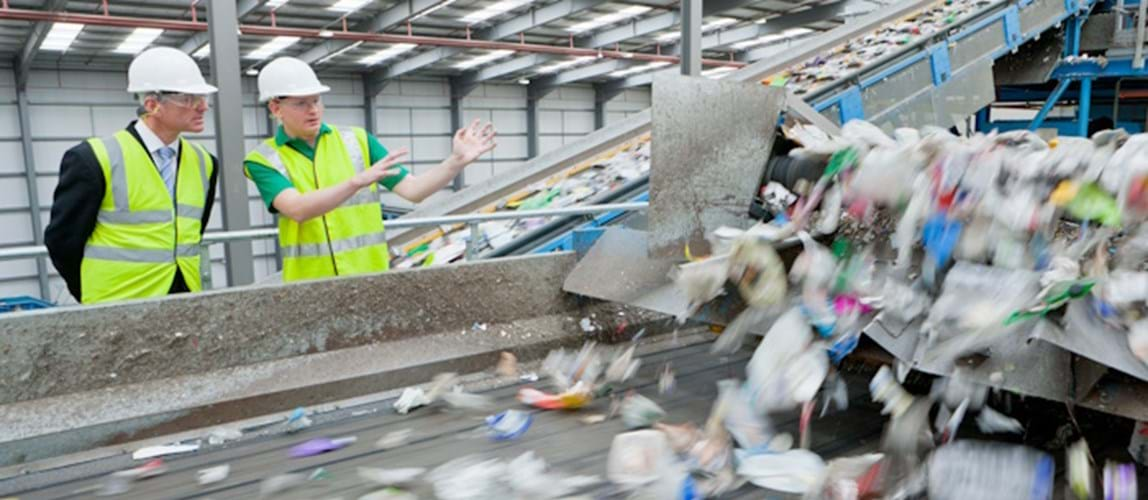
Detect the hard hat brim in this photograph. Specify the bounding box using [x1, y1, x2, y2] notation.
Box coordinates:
[259, 84, 331, 102]
[126, 82, 220, 95]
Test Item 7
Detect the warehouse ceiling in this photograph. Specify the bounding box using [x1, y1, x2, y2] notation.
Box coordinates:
[0, 0, 891, 88]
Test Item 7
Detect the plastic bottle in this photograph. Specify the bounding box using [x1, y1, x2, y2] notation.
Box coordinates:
[927, 441, 1053, 500]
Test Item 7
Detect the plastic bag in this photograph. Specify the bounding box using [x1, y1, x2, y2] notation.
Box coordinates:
[745, 308, 814, 413]
[737, 449, 826, 494]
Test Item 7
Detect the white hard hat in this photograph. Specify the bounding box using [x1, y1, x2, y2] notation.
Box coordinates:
[127, 47, 218, 94]
[257, 57, 330, 102]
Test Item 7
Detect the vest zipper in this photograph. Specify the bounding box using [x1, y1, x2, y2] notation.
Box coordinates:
[311, 153, 340, 275]
[172, 146, 179, 267]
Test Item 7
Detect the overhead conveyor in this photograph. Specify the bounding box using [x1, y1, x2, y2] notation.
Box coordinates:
[390, 0, 1100, 263]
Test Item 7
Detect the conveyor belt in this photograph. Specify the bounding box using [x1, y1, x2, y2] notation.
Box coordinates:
[9, 340, 886, 499]
[408, 0, 1096, 264]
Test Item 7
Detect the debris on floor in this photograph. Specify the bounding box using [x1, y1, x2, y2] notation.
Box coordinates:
[486, 409, 533, 441]
[375, 428, 413, 450]
[357, 466, 425, 487]
[131, 443, 199, 460]
[289, 436, 357, 458]
[195, 464, 230, 486]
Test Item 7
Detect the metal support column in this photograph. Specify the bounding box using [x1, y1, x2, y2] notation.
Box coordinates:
[593, 99, 606, 130]
[1078, 77, 1093, 137]
[207, 0, 254, 286]
[448, 77, 470, 191]
[363, 74, 378, 137]
[15, 89, 50, 300]
[526, 89, 541, 159]
[1067, 14, 1083, 56]
[680, 0, 702, 76]
[1135, 0, 1147, 69]
[593, 84, 608, 130]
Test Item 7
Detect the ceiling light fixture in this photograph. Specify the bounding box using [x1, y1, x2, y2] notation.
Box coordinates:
[655, 17, 737, 41]
[114, 27, 164, 55]
[412, 0, 458, 20]
[41, 22, 84, 52]
[359, 43, 417, 66]
[535, 55, 595, 73]
[460, 0, 531, 24]
[454, 49, 516, 69]
[566, 6, 651, 34]
[730, 27, 813, 50]
[245, 36, 300, 60]
[329, 0, 371, 14]
[607, 60, 671, 78]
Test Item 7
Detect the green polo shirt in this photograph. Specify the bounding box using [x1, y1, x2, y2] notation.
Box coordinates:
[244, 123, 409, 212]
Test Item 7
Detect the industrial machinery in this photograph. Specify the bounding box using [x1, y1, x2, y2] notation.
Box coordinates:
[5, 0, 1148, 497]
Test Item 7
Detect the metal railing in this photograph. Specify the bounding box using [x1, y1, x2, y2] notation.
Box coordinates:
[0, 202, 648, 292]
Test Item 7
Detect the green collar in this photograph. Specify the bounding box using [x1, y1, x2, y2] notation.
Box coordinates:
[275, 123, 332, 148]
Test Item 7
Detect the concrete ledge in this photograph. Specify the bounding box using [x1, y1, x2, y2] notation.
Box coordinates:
[1, 254, 578, 406]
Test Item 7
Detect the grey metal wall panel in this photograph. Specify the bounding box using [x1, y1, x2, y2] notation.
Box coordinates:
[951, 22, 1007, 72]
[870, 87, 938, 132]
[934, 59, 997, 123]
[1020, 0, 1067, 35]
[861, 57, 933, 119]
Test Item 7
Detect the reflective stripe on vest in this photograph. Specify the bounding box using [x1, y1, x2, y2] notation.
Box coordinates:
[281, 230, 388, 259]
[336, 128, 378, 208]
[255, 141, 289, 178]
[80, 131, 212, 303]
[85, 244, 201, 263]
[253, 130, 377, 209]
[97, 137, 209, 224]
[250, 125, 391, 281]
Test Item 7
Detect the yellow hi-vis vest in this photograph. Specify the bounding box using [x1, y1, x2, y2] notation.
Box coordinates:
[80, 130, 214, 304]
[245, 125, 390, 282]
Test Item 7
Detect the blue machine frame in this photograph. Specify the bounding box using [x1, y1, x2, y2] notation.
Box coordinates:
[812, 0, 1096, 126]
[531, 0, 1111, 255]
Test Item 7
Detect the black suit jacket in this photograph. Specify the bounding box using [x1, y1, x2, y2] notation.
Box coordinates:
[44, 121, 220, 303]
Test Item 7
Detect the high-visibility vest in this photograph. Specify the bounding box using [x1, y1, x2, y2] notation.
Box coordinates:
[80, 130, 213, 304]
[245, 125, 389, 282]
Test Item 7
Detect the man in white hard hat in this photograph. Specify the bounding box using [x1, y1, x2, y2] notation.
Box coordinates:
[245, 57, 497, 282]
[45, 46, 220, 304]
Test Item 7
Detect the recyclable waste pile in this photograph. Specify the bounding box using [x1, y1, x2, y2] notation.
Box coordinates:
[662, 119, 1148, 498]
[392, 136, 651, 269]
[763, 0, 1002, 96]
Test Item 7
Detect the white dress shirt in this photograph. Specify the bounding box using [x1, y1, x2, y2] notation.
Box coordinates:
[133, 121, 181, 169]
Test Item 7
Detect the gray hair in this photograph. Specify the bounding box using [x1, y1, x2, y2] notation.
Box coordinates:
[136, 92, 164, 116]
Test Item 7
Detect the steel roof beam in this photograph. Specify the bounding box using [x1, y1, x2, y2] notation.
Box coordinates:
[16, 0, 68, 90]
[297, 0, 443, 64]
[377, 0, 611, 94]
[180, 0, 265, 55]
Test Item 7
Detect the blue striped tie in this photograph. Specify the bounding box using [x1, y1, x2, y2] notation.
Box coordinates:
[156, 146, 176, 197]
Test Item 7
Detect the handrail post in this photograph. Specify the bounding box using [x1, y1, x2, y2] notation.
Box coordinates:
[465, 222, 481, 260]
[200, 243, 214, 290]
